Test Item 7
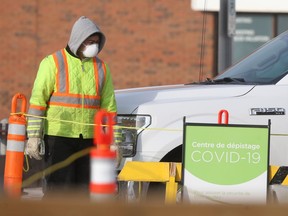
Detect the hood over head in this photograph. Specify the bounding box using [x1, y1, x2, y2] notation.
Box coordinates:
[68, 16, 106, 56]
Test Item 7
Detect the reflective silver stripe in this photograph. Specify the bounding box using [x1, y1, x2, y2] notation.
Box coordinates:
[55, 50, 67, 93]
[6, 140, 25, 152]
[28, 107, 46, 116]
[27, 119, 42, 131]
[28, 119, 42, 126]
[7, 123, 25, 152]
[49, 95, 100, 107]
[27, 109, 44, 127]
[27, 131, 41, 137]
[8, 124, 26, 135]
[95, 57, 105, 93]
[27, 107, 44, 137]
[27, 123, 42, 137]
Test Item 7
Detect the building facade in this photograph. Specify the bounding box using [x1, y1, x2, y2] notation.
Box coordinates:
[0, 0, 287, 119]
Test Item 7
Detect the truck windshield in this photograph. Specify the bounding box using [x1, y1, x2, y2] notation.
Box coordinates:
[214, 31, 288, 85]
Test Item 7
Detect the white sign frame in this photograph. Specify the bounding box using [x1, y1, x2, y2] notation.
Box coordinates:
[182, 122, 270, 204]
[192, 0, 288, 13]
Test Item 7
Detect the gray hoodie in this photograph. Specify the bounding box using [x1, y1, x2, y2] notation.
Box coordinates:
[68, 16, 106, 56]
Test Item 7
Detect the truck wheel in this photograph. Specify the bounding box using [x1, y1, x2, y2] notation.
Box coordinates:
[160, 145, 182, 163]
[146, 145, 182, 201]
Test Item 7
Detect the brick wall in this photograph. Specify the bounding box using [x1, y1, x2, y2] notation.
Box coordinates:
[0, 0, 216, 119]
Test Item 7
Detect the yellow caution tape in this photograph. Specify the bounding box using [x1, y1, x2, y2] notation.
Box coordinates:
[22, 147, 92, 188]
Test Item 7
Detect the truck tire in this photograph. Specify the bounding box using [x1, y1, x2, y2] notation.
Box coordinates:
[146, 145, 182, 201]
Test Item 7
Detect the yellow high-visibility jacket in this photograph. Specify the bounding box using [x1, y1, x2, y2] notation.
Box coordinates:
[27, 48, 117, 139]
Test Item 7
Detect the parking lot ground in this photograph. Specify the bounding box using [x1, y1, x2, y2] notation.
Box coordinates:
[21, 185, 288, 204]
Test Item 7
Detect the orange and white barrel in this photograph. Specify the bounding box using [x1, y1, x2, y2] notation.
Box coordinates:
[90, 148, 117, 200]
[4, 93, 27, 198]
[90, 109, 117, 200]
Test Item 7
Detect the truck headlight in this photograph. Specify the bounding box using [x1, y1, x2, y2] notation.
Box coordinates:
[116, 115, 151, 157]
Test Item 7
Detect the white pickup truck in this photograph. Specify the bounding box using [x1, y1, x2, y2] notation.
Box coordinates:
[115, 30, 288, 169]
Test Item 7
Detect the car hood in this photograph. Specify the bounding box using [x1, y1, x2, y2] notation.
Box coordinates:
[115, 84, 255, 114]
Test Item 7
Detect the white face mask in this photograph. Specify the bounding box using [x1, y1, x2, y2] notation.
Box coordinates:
[82, 43, 99, 58]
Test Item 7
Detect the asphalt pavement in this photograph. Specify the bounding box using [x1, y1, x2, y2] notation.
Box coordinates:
[20, 185, 288, 204]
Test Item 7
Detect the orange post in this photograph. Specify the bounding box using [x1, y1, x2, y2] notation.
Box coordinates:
[90, 109, 117, 200]
[94, 109, 114, 150]
[4, 93, 27, 198]
[218, 109, 229, 124]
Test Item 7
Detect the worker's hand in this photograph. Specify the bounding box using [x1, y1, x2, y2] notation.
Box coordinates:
[25, 138, 43, 160]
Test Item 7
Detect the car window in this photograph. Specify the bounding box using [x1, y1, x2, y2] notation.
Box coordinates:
[215, 31, 288, 84]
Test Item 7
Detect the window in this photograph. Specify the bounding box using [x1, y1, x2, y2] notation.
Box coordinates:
[232, 14, 288, 64]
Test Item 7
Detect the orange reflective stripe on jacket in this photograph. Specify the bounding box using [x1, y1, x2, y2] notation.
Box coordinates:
[49, 92, 101, 109]
[50, 49, 105, 108]
[52, 49, 69, 93]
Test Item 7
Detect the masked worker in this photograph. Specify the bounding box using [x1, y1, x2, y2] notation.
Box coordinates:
[25, 16, 118, 194]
